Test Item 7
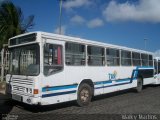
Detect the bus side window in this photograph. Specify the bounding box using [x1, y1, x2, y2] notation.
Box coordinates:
[132, 52, 141, 66]
[121, 50, 131, 66]
[141, 54, 149, 66]
[44, 44, 63, 76]
[149, 55, 153, 66]
[65, 42, 85, 66]
[87, 46, 105, 66]
[106, 48, 120, 66]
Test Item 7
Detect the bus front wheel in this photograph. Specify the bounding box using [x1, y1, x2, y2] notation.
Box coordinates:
[77, 83, 92, 107]
[136, 78, 143, 93]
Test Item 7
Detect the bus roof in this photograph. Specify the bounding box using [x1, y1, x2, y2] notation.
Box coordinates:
[9, 31, 153, 55]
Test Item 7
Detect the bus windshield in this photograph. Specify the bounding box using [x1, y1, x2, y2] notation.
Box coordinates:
[9, 44, 40, 76]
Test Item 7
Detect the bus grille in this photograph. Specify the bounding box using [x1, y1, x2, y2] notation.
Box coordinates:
[12, 85, 25, 93]
[12, 78, 33, 86]
[11, 78, 33, 94]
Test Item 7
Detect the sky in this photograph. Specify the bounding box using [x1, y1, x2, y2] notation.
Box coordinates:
[5, 0, 160, 52]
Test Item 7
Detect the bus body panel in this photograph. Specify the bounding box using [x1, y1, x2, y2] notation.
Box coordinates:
[6, 31, 156, 105]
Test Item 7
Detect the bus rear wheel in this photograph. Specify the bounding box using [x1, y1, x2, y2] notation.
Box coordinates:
[136, 78, 143, 93]
[77, 83, 92, 107]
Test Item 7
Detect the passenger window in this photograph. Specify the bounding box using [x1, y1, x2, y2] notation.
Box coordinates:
[106, 48, 120, 66]
[44, 44, 63, 76]
[132, 52, 141, 66]
[87, 46, 104, 66]
[65, 42, 85, 65]
[121, 50, 131, 66]
[149, 55, 153, 66]
[141, 54, 149, 66]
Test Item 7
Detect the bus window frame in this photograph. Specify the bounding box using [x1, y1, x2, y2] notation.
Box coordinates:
[141, 53, 149, 66]
[121, 50, 132, 66]
[87, 45, 105, 66]
[132, 52, 141, 66]
[43, 43, 64, 76]
[65, 42, 86, 66]
[9, 43, 40, 76]
[106, 48, 120, 66]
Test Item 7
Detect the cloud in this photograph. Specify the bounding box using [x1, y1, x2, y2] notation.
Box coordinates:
[103, 0, 160, 23]
[154, 50, 160, 57]
[70, 15, 86, 24]
[54, 25, 66, 35]
[87, 18, 104, 28]
[63, 0, 92, 10]
[70, 15, 104, 28]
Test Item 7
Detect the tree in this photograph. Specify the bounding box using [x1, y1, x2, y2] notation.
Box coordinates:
[0, 1, 34, 48]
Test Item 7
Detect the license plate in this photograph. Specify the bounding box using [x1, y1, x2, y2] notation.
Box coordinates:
[12, 94, 22, 102]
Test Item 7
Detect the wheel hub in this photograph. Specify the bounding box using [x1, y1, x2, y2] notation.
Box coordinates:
[80, 89, 89, 102]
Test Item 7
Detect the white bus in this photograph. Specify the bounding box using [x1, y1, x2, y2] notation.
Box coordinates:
[154, 57, 160, 84]
[6, 32, 157, 106]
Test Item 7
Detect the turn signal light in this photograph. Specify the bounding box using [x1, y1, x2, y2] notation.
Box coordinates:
[34, 89, 39, 94]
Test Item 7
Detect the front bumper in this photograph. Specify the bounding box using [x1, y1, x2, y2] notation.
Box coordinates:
[11, 92, 41, 105]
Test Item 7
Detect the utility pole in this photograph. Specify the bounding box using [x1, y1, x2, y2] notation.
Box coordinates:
[144, 38, 147, 50]
[59, 0, 63, 34]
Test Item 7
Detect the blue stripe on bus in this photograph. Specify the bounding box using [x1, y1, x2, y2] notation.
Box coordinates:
[42, 79, 133, 97]
[95, 82, 131, 89]
[136, 66, 154, 69]
[94, 78, 132, 86]
[42, 90, 76, 98]
[103, 80, 112, 84]
[41, 77, 138, 97]
[42, 85, 77, 92]
[94, 80, 112, 85]
[116, 78, 131, 83]
[94, 81, 104, 85]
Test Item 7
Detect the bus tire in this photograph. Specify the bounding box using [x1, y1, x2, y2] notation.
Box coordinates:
[136, 77, 143, 93]
[77, 83, 92, 107]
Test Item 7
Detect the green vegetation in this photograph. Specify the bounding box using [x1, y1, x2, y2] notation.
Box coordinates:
[0, 1, 34, 48]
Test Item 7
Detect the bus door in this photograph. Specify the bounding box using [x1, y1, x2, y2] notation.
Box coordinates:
[43, 39, 65, 89]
